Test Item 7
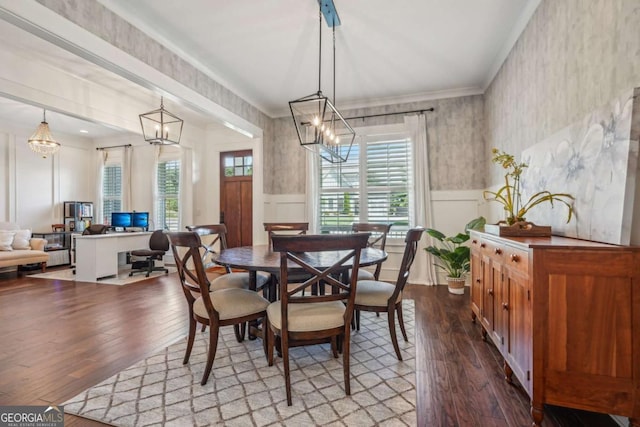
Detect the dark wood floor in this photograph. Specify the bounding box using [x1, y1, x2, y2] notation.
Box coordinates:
[0, 268, 621, 427]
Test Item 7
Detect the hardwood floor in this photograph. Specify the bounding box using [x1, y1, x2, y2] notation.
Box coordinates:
[0, 268, 621, 426]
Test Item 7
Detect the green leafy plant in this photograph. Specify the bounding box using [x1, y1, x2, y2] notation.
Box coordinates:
[483, 148, 575, 225]
[424, 217, 486, 278]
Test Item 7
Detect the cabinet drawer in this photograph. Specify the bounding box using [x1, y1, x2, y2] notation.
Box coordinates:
[482, 239, 506, 262]
[504, 246, 528, 275]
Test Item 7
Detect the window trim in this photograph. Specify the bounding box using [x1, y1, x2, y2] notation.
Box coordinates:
[316, 123, 413, 239]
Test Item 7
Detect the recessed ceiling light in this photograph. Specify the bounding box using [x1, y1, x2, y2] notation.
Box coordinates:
[79, 129, 89, 134]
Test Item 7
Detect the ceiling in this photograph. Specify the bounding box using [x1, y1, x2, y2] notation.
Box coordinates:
[0, 0, 539, 138]
[98, 0, 540, 117]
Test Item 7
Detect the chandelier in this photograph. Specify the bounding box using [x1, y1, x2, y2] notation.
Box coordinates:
[288, 0, 355, 163]
[28, 109, 60, 158]
[139, 96, 183, 145]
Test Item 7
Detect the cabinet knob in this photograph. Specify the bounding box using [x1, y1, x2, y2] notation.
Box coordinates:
[502, 302, 509, 310]
[510, 253, 520, 262]
[480, 243, 486, 248]
[494, 248, 502, 255]
[488, 288, 494, 296]
[476, 278, 481, 283]
[472, 239, 478, 244]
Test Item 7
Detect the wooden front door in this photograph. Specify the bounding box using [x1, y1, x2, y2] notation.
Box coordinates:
[220, 150, 253, 248]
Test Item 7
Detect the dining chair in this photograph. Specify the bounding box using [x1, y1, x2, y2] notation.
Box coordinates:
[167, 231, 269, 385]
[264, 222, 310, 295]
[263, 222, 308, 248]
[185, 224, 270, 292]
[353, 227, 425, 361]
[351, 223, 392, 280]
[266, 232, 370, 405]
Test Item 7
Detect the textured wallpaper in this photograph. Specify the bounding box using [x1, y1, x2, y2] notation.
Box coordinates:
[36, 0, 487, 196]
[484, 0, 640, 185]
[269, 95, 486, 194]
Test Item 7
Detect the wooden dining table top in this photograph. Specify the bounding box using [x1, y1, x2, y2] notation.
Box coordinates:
[211, 244, 387, 274]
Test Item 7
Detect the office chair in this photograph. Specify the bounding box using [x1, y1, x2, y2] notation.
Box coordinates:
[129, 230, 170, 277]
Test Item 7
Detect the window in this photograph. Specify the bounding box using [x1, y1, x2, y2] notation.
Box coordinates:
[102, 165, 122, 225]
[156, 160, 180, 231]
[319, 132, 411, 238]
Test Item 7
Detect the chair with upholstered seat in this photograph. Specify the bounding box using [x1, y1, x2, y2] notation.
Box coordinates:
[353, 227, 424, 361]
[351, 223, 392, 280]
[263, 222, 308, 248]
[129, 229, 170, 277]
[264, 222, 312, 295]
[167, 231, 269, 385]
[266, 232, 370, 405]
[185, 224, 271, 292]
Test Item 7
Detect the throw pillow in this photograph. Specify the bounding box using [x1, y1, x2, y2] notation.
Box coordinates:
[12, 229, 32, 250]
[0, 231, 15, 251]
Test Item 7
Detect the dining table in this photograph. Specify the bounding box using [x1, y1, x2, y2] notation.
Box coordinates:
[212, 244, 388, 298]
[211, 244, 388, 340]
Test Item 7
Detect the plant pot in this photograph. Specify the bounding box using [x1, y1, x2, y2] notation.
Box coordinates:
[446, 277, 466, 295]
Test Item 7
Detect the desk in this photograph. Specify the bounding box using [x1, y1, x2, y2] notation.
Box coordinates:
[75, 232, 151, 282]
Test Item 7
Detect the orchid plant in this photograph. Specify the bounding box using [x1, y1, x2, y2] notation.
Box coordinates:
[483, 148, 575, 226]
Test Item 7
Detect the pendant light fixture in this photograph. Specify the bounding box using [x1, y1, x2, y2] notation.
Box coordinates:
[28, 109, 60, 158]
[289, 0, 355, 163]
[139, 96, 183, 145]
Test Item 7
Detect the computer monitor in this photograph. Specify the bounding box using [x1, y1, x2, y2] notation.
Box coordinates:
[111, 212, 132, 228]
[132, 212, 149, 230]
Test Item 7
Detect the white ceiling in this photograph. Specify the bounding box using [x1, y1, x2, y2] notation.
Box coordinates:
[0, 0, 540, 138]
[98, 0, 540, 117]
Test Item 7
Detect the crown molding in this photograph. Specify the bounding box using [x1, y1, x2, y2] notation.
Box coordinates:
[270, 86, 484, 118]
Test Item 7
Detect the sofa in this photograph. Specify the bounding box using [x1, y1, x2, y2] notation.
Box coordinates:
[0, 222, 48, 273]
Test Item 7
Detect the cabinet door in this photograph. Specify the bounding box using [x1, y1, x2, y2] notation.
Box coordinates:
[470, 248, 483, 319]
[506, 269, 531, 394]
[482, 254, 497, 335]
[492, 261, 508, 350]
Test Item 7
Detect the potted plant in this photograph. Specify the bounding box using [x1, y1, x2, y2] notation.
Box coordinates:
[425, 217, 486, 295]
[483, 148, 574, 233]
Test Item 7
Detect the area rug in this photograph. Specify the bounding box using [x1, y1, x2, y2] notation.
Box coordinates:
[28, 267, 176, 285]
[63, 302, 416, 426]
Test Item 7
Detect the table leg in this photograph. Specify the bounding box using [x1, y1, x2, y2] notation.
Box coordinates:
[248, 271, 259, 340]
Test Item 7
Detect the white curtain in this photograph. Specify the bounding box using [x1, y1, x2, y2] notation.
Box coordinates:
[151, 145, 160, 230]
[94, 150, 107, 224]
[179, 147, 193, 230]
[405, 114, 437, 285]
[306, 147, 320, 233]
[122, 145, 132, 210]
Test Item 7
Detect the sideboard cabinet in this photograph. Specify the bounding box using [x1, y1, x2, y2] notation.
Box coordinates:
[469, 231, 640, 427]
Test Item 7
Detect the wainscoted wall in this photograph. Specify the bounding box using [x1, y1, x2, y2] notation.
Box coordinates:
[269, 95, 486, 194]
[264, 190, 485, 284]
[485, 0, 640, 186]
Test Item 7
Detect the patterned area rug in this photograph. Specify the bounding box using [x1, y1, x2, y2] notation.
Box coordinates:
[64, 301, 416, 426]
[28, 267, 176, 285]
